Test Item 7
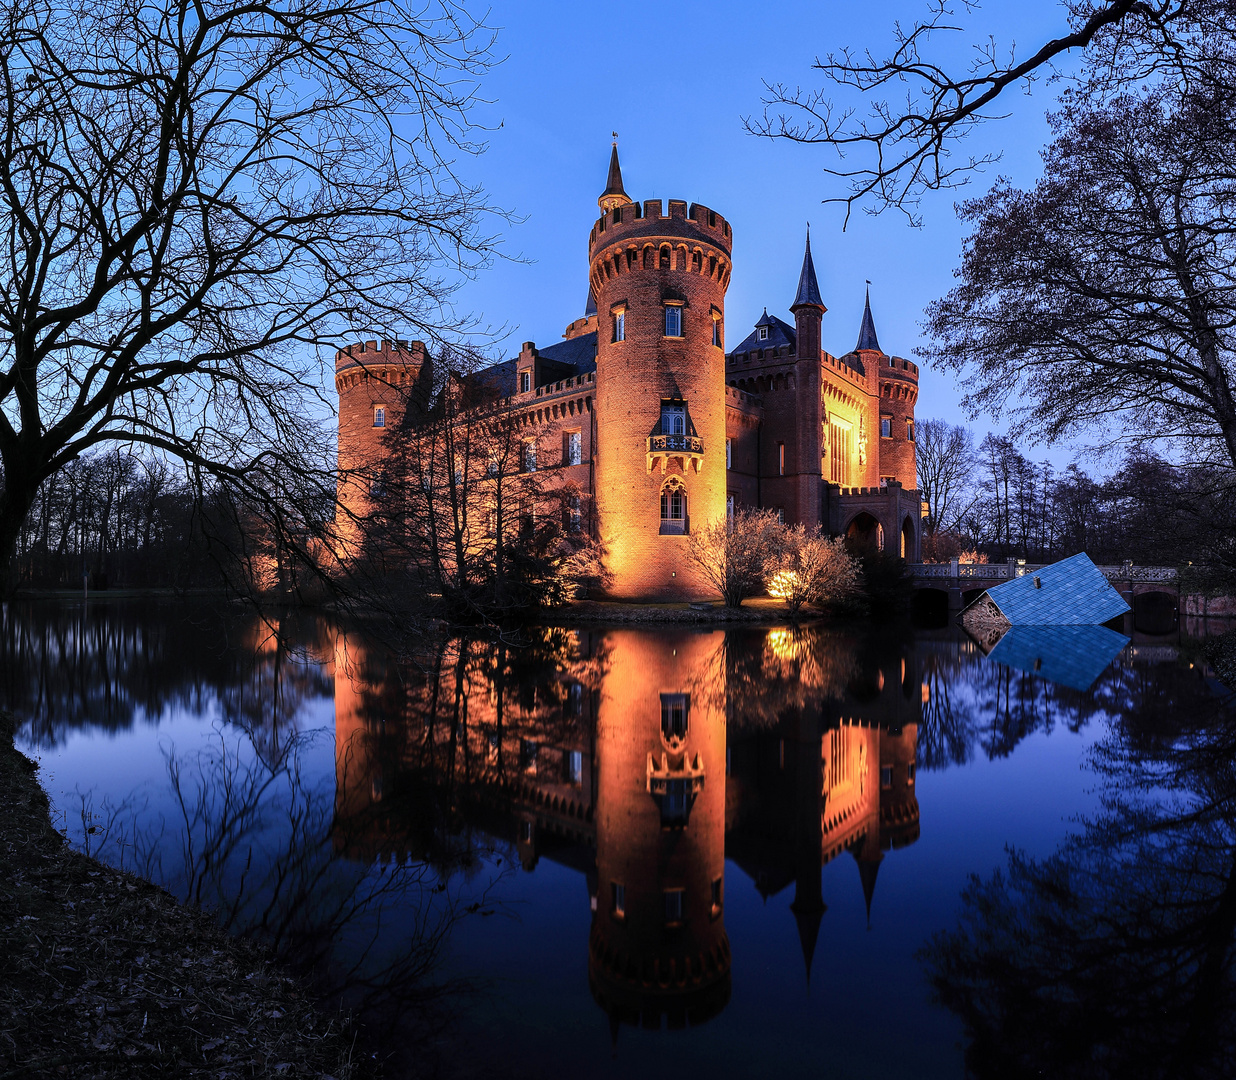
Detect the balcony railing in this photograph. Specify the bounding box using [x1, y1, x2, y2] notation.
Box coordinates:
[649, 434, 703, 454]
[646, 434, 704, 474]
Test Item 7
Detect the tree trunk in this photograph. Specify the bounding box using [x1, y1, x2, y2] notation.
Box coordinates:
[0, 481, 37, 598]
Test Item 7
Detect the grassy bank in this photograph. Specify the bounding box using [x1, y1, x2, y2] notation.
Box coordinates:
[0, 711, 368, 1079]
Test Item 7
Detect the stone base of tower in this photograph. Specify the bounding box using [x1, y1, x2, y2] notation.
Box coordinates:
[596, 535, 717, 602]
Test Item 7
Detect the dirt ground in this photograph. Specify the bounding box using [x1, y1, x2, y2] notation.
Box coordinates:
[0, 710, 372, 1079]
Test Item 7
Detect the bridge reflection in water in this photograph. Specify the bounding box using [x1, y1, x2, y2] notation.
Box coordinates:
[332, 624, 921, 1034]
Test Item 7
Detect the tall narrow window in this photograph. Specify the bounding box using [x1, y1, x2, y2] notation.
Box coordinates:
[778, 442, 785, 475]
[564, 749, 583, 785]
[566, 431, 582, 465]
[726, 493, 735, 521]
[660, 693, 689, 741]
[664, 305, 682, 338]
[712, 316, 722, 348]
[664, 888, 685, 924]
[758, 325, 769, 341]
[519, 370, 531, 393]
[776, 508, 785, 525]
[523, 441, 537, 472]
[372, 406, 385, 428]
[659, 246, 670, 269]
[880, 416, 892, 438]
[725, 437, 732, 468]
[612, 310, 625, 342]
[907, 418, 915, 442]
[612, 882, 626, 918]
[567, 495, 582, 533]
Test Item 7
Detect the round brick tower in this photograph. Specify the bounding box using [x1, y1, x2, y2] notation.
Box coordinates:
[334, 338, 431, 552]
[588, 628, 730, 1030]
[589, 147, 733, 599]
[861, 289, 919, 489]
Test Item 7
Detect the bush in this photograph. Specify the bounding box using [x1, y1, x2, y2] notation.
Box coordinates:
[766, 526, 862, 614]
[686, 508, 783, 607]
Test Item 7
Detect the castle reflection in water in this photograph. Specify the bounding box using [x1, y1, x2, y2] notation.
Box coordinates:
[331, 625, 921, 1034]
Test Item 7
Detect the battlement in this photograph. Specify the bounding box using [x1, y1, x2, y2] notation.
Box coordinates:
[879, 354, 919, 379]
[588, 198, 732, 260]
[335, 338, 427, 372]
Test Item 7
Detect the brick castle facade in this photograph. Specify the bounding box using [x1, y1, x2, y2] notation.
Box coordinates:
[335, 145, 922, 600]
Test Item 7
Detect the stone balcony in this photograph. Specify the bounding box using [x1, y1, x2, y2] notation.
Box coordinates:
[646, 433, 704, 474]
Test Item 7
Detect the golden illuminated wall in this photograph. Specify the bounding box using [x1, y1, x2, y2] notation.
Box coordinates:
[589, 628, 731, 1029]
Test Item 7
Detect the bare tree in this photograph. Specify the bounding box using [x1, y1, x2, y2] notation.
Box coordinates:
[687, 508, 783, 608]
[766, 525, 861, 614]
[747, 1, 1222, 224]
[0, 0, 501, 595]
[916, 418, 976, 538]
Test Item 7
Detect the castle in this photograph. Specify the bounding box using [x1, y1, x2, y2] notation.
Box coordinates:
[334, 144, 923, 600]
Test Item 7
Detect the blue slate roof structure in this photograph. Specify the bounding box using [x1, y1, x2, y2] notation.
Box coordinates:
[982, 552, 1130, 625]
[987, 624, 1130, 692]
[729, 309, 797, 356]
[585, 287, 597, 317]
[469, 331, 597, 397]
[791, 227, 825, 310]
[856, 287, 881, 352]
[601, 144, 627, 201]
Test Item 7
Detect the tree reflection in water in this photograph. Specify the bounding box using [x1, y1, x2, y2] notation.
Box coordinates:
[921, 676, 1236, 1079]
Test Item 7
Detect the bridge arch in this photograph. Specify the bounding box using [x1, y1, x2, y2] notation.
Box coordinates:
[845, 512, 883, 554]
[1133, 590, 1177, 635]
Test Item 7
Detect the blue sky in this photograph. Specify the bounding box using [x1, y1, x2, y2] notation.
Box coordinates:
[450, 0, 1083, 464]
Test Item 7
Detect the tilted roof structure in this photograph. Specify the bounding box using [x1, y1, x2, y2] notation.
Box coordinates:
[987, 624, 1130, 692]
[976, 552, 1130, 626]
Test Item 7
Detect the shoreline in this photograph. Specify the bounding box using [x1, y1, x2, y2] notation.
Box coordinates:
[0, 711, 371, 1080]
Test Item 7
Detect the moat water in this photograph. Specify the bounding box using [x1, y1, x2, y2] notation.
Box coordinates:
[5, 599, 1235, 1079]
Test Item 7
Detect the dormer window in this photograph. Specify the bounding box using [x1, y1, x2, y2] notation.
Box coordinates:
[758, 325, 769, 341]
[372, 406, 385, 427]
[519, 370, 531, 393]
[661, 402, 686, 435]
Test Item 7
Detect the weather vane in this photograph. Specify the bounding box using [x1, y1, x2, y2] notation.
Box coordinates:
[612, 130, 618, 145]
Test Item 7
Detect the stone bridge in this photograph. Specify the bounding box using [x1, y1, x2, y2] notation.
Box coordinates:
[907, 559, 1180, 631]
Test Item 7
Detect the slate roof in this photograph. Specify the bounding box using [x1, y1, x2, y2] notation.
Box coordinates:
[987, 624, 1130, 692]
[856, 287, 881, 352]
[585, 287, 597, 317]
[468, 331, 598, 396]
[791, 228, 825, 310]
[981, 552, 1131, 625]
[729, 309, 797, 356]
[601, 144, 626, 200]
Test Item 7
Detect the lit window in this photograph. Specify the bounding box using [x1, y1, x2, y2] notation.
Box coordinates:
[660, 693, 689, 741]
[778, 442, 785, 475]
[519, 370, 531, 393]
[612, 882, 626, 918]
[880, 416, 891, 438]
[726, 437, 732, 468]
[660, 485, 685, 521]
[372, 406, 385, 427]
[712, 317, 722, 348]
[662, 402, 686, 436]
[613, 311, 625, 342]
[907, 418, 915, 442]
[566, 431, 582, 466]
[758, 325, 768, 341]
[664, 305, 682, 337]
[664, 888, 685, 924]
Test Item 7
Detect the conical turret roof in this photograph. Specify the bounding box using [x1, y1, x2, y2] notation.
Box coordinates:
[791, 226, 825, 311]
[856, 285, 881, 352]
[598, 140, 631, 210]
[585, 286, 597, 317]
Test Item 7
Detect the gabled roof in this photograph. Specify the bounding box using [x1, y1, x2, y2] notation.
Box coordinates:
[980, 552, 1131, 626]
[791, 226, 825, 311]
[468, 331, 597, 396]
[856, 287, 881, 352]
[987, 624, 1130, 692]
[728, 309, 797, 356]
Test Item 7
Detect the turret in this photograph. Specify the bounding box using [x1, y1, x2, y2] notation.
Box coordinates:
[589, 147, 733, 599]
[860, 288, 919, 490]
[789, 227, 827, 526]
[334, 338, 432, 553]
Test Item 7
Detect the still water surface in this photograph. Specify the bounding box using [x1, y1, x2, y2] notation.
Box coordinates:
[3, 601, 1233, 1079]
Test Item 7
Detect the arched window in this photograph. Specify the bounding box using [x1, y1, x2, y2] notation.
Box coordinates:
[691, 251, 702, 271]
[659, 478, 687, 534]
[659, 245, 671, 269]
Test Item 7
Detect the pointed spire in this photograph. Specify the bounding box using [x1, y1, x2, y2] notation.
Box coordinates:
[599, 135, 631, 211]
[585, 286, 597, 317]
[857, 856, 881, 928]
[856, 283, 881, 352]
[790, 224, 825, 311]
[790, 894, 825, 986]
